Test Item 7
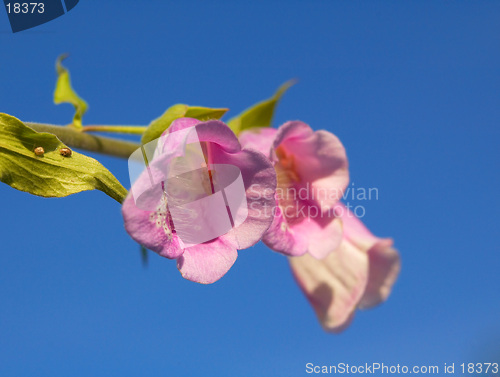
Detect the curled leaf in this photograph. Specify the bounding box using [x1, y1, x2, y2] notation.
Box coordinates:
[141, 105, 228, 144]
[0, 113, 127, 203]
[54, 54, 88, 128]
[227, 79, 296, 135]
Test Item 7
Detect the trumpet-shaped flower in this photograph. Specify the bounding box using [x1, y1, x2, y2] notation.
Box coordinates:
[289, 202, 401, 332]
[239, 121, 349, 258]
[122, 118, 277, 284]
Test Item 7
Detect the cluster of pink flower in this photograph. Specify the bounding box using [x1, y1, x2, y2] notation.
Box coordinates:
[122, 118, 400, 331]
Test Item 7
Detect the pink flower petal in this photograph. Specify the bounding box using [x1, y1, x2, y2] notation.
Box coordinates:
[263, 205, 343, 258]
[263, 205, 309, 257]
[239, 127, 278, 156]
[248, 121, 349, 257]
[123, 118, 279, 284]
[335, 202, 401, 309]
[212, 148, 277, 249]
[164, 118, 241, 154]
[292, 215, 343, 260]
[272, 120, 312, 148]
[274, 121, 349, 211]
[165, 117, 201, 132]
[289, 239, 369, 332]
[177, 238, 238, 284]
[290, 202, 401, 331]
[335, 202, 380, 248]
[359, 240, 401, 309]
[122, 189, 184, 259]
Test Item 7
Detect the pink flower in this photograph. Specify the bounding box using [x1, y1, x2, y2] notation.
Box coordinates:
[122, 118, 277, 284]
[289, 202, 401, 332]
[239, 121, 349, 258]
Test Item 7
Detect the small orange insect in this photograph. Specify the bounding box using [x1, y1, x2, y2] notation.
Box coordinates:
[34, 147, 44, 156]
[60, 147, 72, 157]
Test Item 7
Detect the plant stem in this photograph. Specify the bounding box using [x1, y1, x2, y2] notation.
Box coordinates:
[82, 125, 147, 134]
[25, 122, 140, 159]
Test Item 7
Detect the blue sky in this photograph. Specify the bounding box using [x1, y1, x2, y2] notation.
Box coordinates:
[1, 1, 499, 376]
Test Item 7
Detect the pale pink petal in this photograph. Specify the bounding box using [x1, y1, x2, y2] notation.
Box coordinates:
[334, 202, 380, 248]
[335, 202, 401, 309]
[122, 190, 184, 259]
[157, 118, 241, 159]
[274, 121, 349, 210]
[263, 205, 309, 257]
[177, 238, 238, 284]
[358, 240, 401, 309]
[292, 215, 343, 260]
[264, 198, 342, 258]
[238, 127, 278, 156]
[272, 120, 312, 148]
[174, 118, 241, 153]
[164, 117, 201, 133]
[289, 239, 369, 332]
[155, 117, 201, 158]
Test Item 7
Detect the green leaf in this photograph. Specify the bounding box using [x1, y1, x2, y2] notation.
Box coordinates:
[185, 106, 228, 121]
[0, 113, 128, 203]
[53, 54, 88, 129]
[141, 104, 228, 145]
[227, 79, 296, 135]
[141, 104, 187, 145]
[140, 245, 149, 267]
